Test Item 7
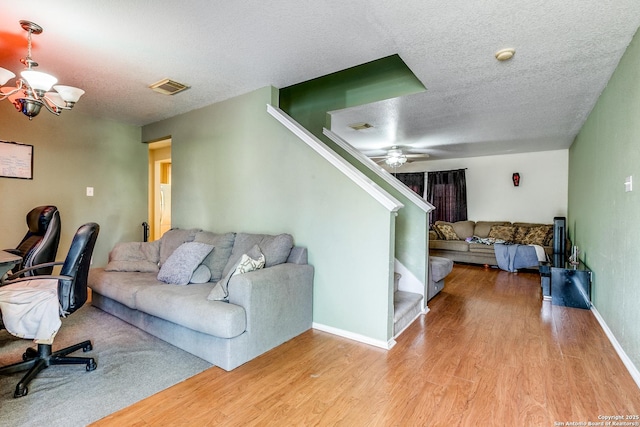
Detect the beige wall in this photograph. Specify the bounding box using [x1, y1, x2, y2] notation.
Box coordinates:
[0, 102, 146, 266]
[394, 149, 568, 223]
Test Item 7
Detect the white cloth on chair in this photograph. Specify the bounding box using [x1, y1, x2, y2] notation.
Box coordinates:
[0, 278, 61, 343]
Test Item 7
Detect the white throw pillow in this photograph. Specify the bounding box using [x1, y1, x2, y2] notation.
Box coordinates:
[207, 245, 264, 301]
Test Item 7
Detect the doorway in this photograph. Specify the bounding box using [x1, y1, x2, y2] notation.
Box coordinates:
[148, 139, 172, 241]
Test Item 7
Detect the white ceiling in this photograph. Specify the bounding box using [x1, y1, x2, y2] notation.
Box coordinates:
[1, 1, 639, 160]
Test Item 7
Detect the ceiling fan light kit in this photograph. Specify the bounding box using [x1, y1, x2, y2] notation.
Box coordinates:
[495, 48, 516, 61]
[385, 153, 408, 167]
[367, 145, 430, 167]
[0, 20, 84, 120]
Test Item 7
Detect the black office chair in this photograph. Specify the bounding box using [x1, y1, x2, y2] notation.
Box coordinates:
[4, 205, 61, 277]
[0, 222, 100, 398]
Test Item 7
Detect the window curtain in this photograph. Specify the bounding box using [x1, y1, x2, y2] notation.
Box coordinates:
[427, 169, 467, 226]
[394, 172, 425, 197]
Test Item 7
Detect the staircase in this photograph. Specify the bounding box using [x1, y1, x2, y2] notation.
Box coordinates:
[393, 272, 423, 336]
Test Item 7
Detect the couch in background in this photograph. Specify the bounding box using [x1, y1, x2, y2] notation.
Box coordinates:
[88, 228, 314, 371]
[428, 220, 554, 266]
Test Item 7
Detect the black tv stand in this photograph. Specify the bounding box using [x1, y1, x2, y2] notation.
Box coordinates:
[539, 254, 592, 309]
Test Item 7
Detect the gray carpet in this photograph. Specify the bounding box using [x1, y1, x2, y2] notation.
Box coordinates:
[0, 304, 212, 426]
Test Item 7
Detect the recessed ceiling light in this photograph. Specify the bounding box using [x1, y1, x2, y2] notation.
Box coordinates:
[495, 48, 515, 61]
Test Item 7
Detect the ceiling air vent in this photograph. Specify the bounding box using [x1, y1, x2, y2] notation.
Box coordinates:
[348, 122, 374, 131]
[149, 78, 190, 95]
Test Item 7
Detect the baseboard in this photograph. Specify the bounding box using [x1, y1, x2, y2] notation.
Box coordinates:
[591, 306, 640, 389]
[312, 323, 396, 350]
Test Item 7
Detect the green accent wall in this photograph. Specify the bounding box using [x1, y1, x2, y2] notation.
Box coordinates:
[142, 87, 398, 343]
[568, 28, 640, 370]
[279, 54, 430, 285]
[280, 55, 425, 129]
[0, 102, 146, 266]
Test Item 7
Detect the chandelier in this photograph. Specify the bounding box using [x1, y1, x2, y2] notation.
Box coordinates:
[0, 21, 84, 120]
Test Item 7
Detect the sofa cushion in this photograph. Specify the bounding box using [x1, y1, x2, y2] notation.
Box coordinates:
[104, 240, 161, 273]
[451, 221, 475, 239]
[488, 225, 516, 242]
[469, 243, 496, 253]
[88, 269, 161, 309]
[431, 226, 445, 240]
[429, 239, 470, 252]
[435, 223, 459, 240]
[159, 228, 201, 266]
[222, 233, 293, 277]
[474, 221, 510, 238]
[208, 244, 265, 301]
[157, 242, 214, 285]
[513, 225, 530, 243]
[193, 231, 236, 282]
[429, 256, 454, 282]
[189, 264, 212, 284]
[135, 283, 247, 339]
[434, 221, 475, 240]
[519, 225, 553, 246]
[286, 247, 308, 265]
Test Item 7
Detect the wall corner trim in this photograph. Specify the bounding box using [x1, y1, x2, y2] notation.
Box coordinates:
[312, 322, 396, 350]
[267, 104, 403, 213]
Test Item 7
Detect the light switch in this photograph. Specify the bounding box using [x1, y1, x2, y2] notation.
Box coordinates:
[625, 176, 633, 192]
[86, 187, 94, 197]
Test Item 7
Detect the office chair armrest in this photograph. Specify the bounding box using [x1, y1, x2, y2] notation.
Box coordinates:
[2, 248, 22, 256]
[2, 261, 64, 283]
[1, 274, 72, 287]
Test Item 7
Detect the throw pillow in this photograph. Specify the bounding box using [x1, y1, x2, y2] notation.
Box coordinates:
[513, 226, 529, 244]
[105, 240, 161, 273]
[431, 223, 443, 239]
[521, 225, 553, 246]
[436, 224, 459, 241]
[221, 233, 293, 278]
[488, 225, 515, 242]
[208, 245, 265, 301]
[157, 242, 213, 285]
[159, 228, 201, 266]
[193, 231, 236, 282]
[234, 252, 266, 275]
[189, 264, 212, 284]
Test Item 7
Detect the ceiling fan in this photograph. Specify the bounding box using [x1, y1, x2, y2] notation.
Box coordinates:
[363, 146, 430, 167]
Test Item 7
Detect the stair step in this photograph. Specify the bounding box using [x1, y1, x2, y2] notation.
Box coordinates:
[393, 290, 423, 336]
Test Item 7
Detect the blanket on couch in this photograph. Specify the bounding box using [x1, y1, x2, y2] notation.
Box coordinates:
[494, 243, 546, 272]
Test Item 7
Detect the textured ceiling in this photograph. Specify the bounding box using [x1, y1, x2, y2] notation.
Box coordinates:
[1, 1, 639, 159]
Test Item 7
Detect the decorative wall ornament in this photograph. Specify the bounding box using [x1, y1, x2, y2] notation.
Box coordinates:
[512, 172, 520, 187]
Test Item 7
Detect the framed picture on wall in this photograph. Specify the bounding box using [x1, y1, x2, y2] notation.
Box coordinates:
[0, 140, 34, 179]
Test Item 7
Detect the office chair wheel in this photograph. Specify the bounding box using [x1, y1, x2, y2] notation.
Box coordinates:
[22, 347, 38, 361]
[82, 343, 93, 352]
[14, 385, 28, 398]
[86, 359, 97, 371]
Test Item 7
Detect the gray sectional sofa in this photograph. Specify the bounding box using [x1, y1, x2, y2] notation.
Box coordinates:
[88, 228, 314, 371]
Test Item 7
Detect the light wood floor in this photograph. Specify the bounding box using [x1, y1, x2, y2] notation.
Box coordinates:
[92, 264, 640, 426]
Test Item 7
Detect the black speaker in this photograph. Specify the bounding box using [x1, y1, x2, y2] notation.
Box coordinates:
[553, 217, 566, 255]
